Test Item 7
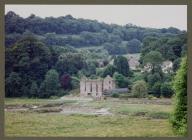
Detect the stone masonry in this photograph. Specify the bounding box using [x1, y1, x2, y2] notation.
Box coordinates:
[80, 75, 115, 98]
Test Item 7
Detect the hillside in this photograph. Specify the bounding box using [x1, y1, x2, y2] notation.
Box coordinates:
[5, 11, 187, 99]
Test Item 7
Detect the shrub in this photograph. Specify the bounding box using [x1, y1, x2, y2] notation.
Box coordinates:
[161, 82, 174, 98]
[151, 82, 161, 97]
[113, 72, 130, 88]
[111, 93, 119, 98]
[170, 56, 187, 136]
[147, 94, 154, 100]
[50, 96, 60, 99]
[102, 64, 116, 77]
[132, 80, 148, 98]
[57, 89, 69, 97]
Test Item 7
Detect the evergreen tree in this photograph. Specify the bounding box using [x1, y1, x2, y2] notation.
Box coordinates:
[114, 56, 130, 77]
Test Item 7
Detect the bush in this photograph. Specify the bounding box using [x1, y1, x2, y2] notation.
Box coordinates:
[113, 72, 130, 88]
[50, 96, 60, 99]
[102, 64, 116, 77]
[151, 82, 161, 97]
[111, 93, 119, 98]
[147, 94, 155, 100]
[132, 80, 148, 98]
[132, 72, 144, 82]
[147, 73, 161, 88]
[161, 82, 174, 98]
[57, 89, 69, 97]
[170, 56, 187, 136]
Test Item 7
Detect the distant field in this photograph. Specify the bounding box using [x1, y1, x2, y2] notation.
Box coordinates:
[5, 97, 178, 137]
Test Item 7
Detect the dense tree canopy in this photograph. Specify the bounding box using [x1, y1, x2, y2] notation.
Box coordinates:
[5, 11, 187, 100]
[113, 56, 130, 77]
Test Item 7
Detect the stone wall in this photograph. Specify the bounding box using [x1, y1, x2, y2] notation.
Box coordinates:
[80, 75, 115, 98]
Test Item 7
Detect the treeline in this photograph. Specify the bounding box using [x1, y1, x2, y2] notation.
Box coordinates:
[5, 11, 185, 55]
[6, 37, 86, 98]
[139, 32, 187, 98]
[5, 36, 132, 98]
[5, 11, 187, 99]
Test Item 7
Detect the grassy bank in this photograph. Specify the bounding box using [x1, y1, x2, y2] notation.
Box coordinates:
[5, 112, 175, 137]
[5, 97, 177, 137]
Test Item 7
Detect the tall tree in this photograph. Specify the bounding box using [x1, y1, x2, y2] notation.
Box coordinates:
[113, 56, 130, 77]
[143, 51, 163, 73]
[5, 72, 22, 97]
[29, 81, 39, 98]
[40, 69, 59, 98]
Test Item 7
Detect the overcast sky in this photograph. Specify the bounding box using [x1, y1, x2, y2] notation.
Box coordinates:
[5, 5, 187, 30]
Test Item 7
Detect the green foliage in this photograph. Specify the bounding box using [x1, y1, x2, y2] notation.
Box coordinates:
[173, 58, 181, 72]
[140, 34, 186, 64]
[5, 11, 186, 100]
[111, 93, 120, 98]
[103, 42, 127, 55]
[40, 69, 60, 98]
[5, 36, 51, 97]
[56, 53, 86, 75]
[147, 95, 156, 100]
[29, 81, 38, 98]
[132, 80, 148, 98]
[160, 83, 173, 98]
[5, 72, 22, 97]
[71, 77, 80, 89]
[113, 72, 130, 88]
[132, 72, 144, 82]
[143, 51, 163, 72]
[171, 56, 187, 135]
[114, 56, 130, 77]
[127, 39, 142, 53]
[85, 61, 97, 77]
[151, 82, 162, 97]
[147, 73, 162, 88]
[102, 64, 116, 77]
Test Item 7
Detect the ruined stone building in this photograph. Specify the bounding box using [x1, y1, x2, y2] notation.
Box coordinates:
[80, 75, 116, 98]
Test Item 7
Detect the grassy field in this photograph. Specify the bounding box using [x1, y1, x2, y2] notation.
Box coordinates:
[5, 97, 178, 137]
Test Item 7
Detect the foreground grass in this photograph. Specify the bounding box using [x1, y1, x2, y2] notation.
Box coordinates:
[5, 98, 77, 106]
[5, 97, 177, 137]
[5, 112, 175, 137]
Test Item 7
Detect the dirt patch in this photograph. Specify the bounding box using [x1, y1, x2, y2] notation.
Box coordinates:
[33, 107, 62, 113]
[60, 106, 112, 116]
